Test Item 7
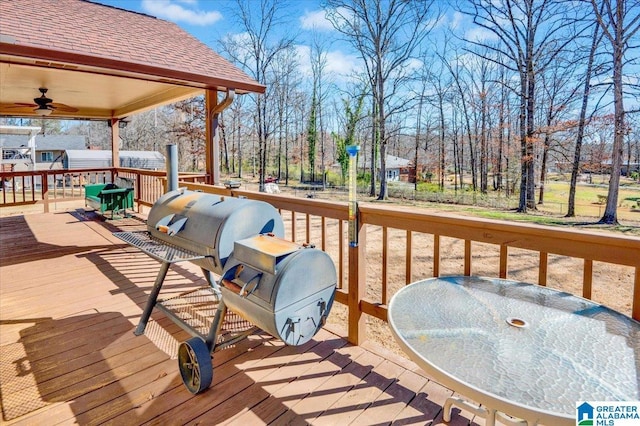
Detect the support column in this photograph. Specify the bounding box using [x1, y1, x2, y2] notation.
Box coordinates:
[205, 89, 219, 185]
[111, 118, 120, 169]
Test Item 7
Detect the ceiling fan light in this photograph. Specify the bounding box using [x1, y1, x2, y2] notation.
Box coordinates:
[35, 107, 52, 116]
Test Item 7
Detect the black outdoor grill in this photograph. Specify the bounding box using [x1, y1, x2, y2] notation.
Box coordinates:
[114, 188, 337, 393]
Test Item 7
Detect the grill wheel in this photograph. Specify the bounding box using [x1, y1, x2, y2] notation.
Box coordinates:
[178, 337, 213, 394]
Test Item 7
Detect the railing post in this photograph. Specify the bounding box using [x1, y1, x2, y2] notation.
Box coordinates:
[42, 171, 49, 213]
[346, 144, 366, 345]
[136, 172, 142, 213]
[348, 222, 367, 345]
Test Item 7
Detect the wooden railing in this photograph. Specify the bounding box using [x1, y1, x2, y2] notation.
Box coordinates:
[175, 181, 640, 345]
[2, 169, 639, 345]
[0, 167, 207, 212]
[0, 168, 115, 212]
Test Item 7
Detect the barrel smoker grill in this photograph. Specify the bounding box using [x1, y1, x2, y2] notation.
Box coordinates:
[114, 189, 337, 394]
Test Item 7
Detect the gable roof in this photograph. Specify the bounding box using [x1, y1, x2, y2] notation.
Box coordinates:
[0, 0, 263, 119]
[357, 154, 412, 170]
[0, 134, 86, 151]
[386, 155, 412, 169]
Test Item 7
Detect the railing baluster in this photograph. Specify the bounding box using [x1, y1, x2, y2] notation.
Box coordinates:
[321, 216, 326, 251]
[406, 230, 412, 285]
[464, 240, 472, 276]
[433, 234, 440, 277]
[291, 211, 296, 242]
[338, 220, 344, 290]
[539, 252, 548, 286]
[583, 259, 593, 300]
[382, 226, 388, 301]
[633, 267, 640, 321]
[499, 244, 508, 278]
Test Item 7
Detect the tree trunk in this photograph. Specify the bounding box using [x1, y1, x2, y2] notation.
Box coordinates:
[517, 73, 528, 213]
[438, 93, 446, 191]
[599, 30, 625, 224]
[538, 134, 550, 204]
[567, 20, 599, 217]
[377, 64, 388, 200]
[370, 95, 377, 197]
[495, 80, 505, 192]
[525, 55, 537, 210]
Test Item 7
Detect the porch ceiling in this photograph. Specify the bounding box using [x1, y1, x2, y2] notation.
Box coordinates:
[0, 60, 202, 119]
[0, 0, 264, 121]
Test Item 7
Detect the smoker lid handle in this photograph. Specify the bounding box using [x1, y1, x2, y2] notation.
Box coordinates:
[221, 278, 246, 297]
[155, 214, 187, 236]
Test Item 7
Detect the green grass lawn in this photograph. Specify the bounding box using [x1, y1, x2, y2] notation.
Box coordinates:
[537, 179, 640, 220]
[378, 175, 640, 233]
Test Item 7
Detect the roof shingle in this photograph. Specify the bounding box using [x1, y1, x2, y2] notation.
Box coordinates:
[0, 0, 264, 93]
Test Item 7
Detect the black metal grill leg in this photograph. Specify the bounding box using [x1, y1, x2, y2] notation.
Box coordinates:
[134, 261, 170, 335]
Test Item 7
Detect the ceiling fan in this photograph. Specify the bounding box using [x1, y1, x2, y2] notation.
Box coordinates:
[5, 88, 79, 116]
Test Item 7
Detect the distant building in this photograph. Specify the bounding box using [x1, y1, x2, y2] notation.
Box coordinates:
[384, 154, 412, 182]
[1, 131, 165, 173]
[1, 131, 86, 171]
[357, 154, 412, 182]
[63, 150, 165, 170]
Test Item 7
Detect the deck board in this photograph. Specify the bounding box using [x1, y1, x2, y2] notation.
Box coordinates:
[0, 210, 480, 425]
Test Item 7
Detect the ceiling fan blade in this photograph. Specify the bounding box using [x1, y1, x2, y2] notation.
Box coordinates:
[50, 103, 79, 113]
[8, 102, 38, 108]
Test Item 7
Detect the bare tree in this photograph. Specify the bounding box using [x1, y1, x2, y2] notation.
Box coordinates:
[427, 60, 451, 191]
[325, 0, 439, 200]
[440, 48, 478, 192]
[170, 98, 206, 171]
[271, 46, 300, 183]
[536, 54, 584, 205]
[222, 95, 248, 177]
[463, 0, 582, 212]
[567, 5, 605, 217]
[310, 36, 334, 189]
[591, 0, 640, 224]
[222, 0, 295, 191]
[307, 86, 319, 182]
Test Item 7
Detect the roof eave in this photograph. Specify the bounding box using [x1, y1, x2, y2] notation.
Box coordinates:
[0, 41, 266, 95]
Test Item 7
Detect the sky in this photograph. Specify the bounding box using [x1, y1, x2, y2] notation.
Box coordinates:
[94, 0, 357, 78]
[91, 0, 490, 82]
[91, 0, 638, 117]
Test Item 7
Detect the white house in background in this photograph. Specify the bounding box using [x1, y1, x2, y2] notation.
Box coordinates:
[1, 129, 86, 171]
[383, 155, 412, 182]
[1, 127, 165, 172]
[357, 154, 412, 182]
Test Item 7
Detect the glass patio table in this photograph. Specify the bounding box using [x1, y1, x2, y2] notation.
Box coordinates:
[388, 275, 640, 426]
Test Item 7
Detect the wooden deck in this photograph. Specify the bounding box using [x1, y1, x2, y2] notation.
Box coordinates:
[0, 209, 483, 425]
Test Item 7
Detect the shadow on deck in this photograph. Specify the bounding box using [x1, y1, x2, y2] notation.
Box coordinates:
[0, 210, 481, 425]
